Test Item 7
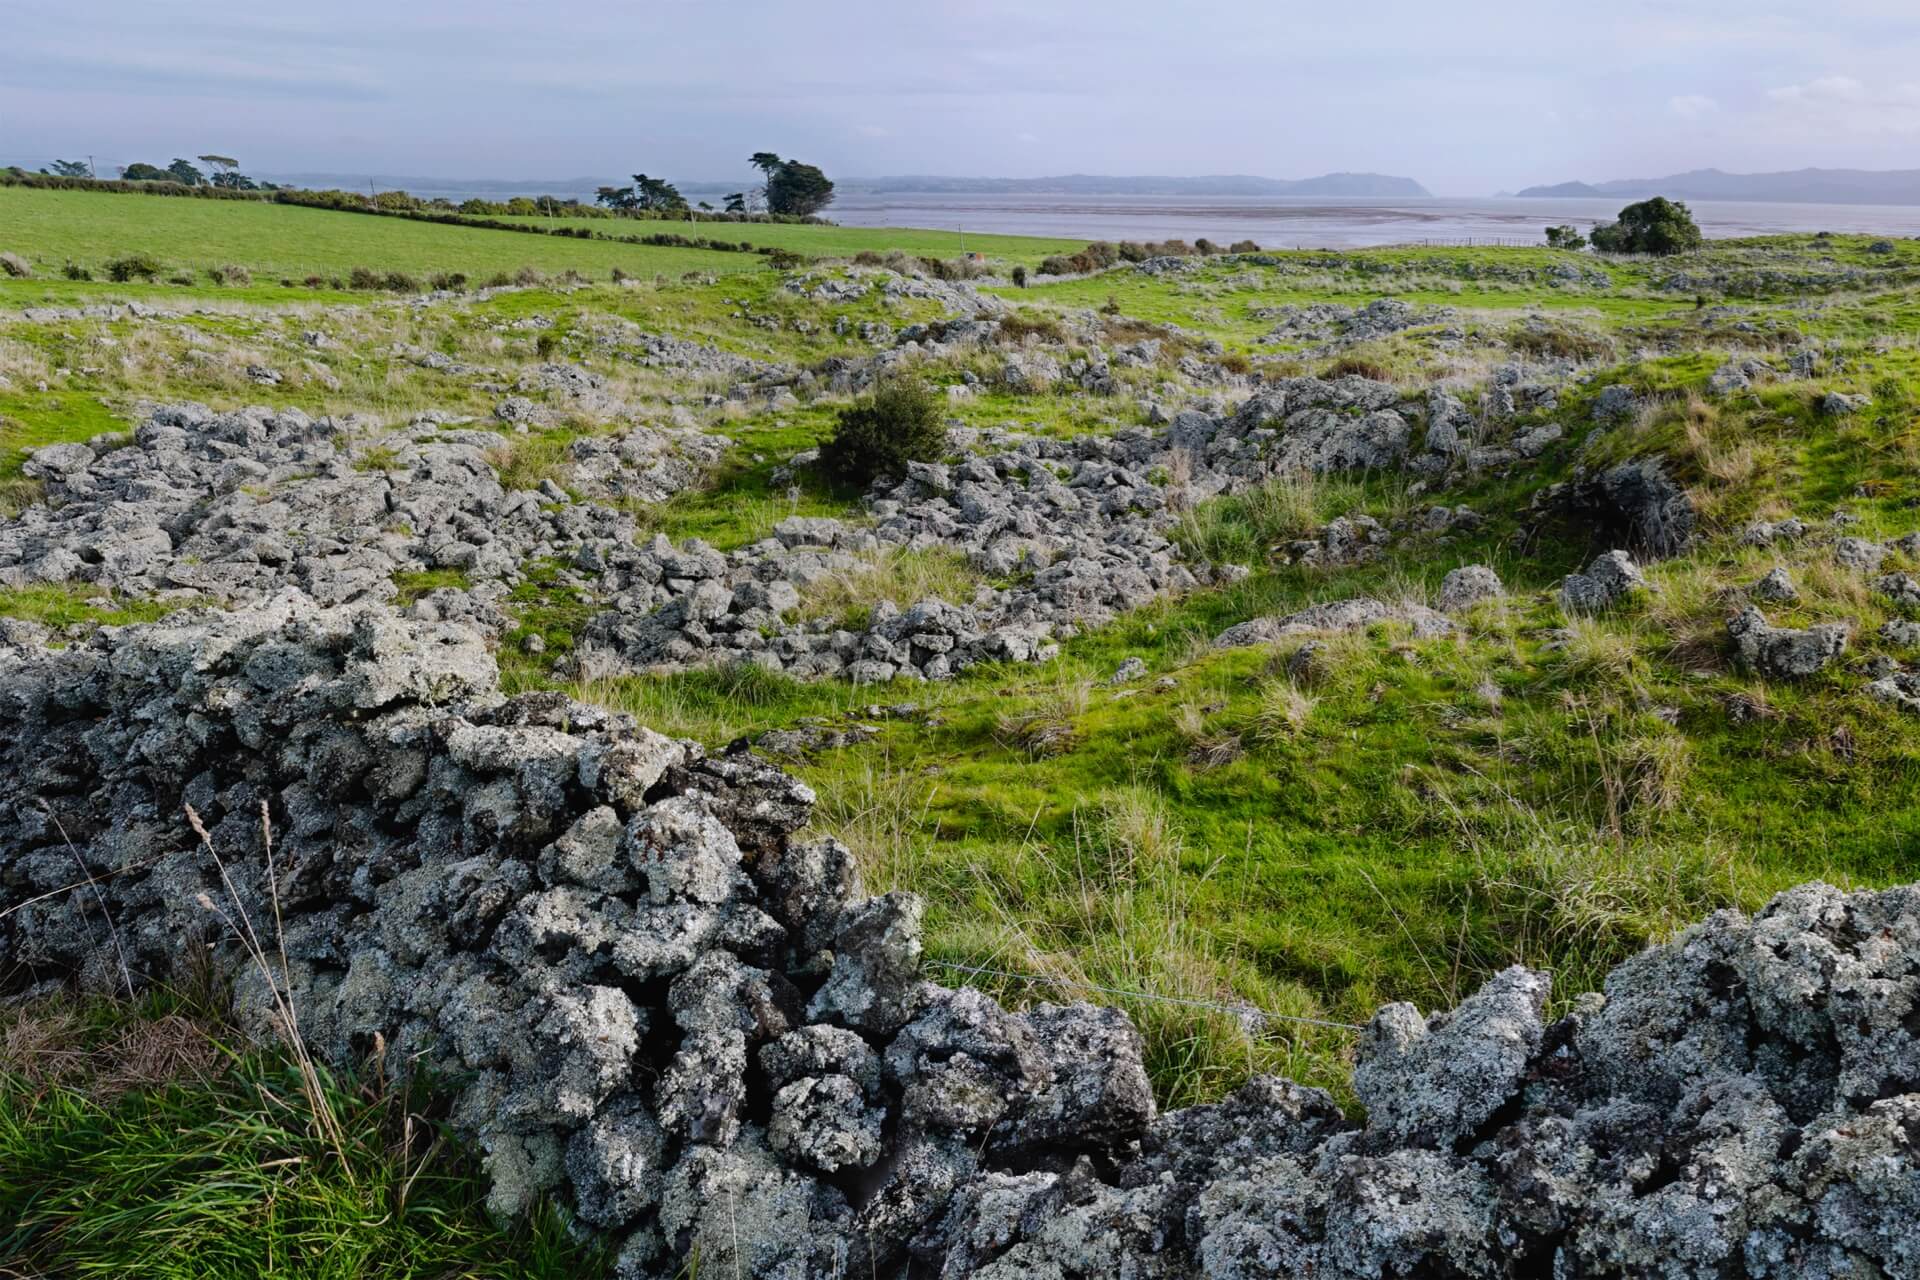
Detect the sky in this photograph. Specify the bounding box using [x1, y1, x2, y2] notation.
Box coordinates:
[8, 0, 1920, 195]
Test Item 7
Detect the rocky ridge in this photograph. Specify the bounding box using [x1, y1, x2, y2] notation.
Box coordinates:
[1, 601, 1915, 1278]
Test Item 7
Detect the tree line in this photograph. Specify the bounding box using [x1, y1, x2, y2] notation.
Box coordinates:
[595, 152, 834, 218]
[45, 155, 270, 191]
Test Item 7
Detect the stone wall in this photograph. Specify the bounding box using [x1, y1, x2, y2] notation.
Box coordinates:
[1, 599, 1914, 1278]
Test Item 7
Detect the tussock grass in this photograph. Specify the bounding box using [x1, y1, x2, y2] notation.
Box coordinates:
[794, 547, 988, 627]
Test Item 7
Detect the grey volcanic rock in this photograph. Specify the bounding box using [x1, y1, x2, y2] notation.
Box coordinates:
[1560, 549, 1647, 612]
[1215, 597, 1454, 649]
[3, 603, 1917, 1278]
[1436, 564, 1502, 612]
[0, 403, 720, 614]
[1728, 605, 1850, 678]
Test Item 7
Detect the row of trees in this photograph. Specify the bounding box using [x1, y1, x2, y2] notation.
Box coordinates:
[1546, 197, 1704, 256]
[597, 153, 835, 219]
[46, 155, 266, 190]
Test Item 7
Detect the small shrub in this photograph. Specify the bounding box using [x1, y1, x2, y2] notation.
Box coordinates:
[851, 250, 886, 267]
[0, 252, 30, 278]
[1195, 238, 1221, 255]
[1101, 294, 1122, 316]
[428, 271, 467, 291]
[347, 266, 381, 290]
[1323, 355, 1391, 382]
[381, 270, 419, 292]
[1229, 239, 1261, 253]
[302, 275, 325, 289]
[105, 254, 161, 282]
[1011, 265, 1028, 288]
[766, 248, 805, 271]
[1219, 352, 1251, 376]
[1544, 225, 1587, 251]
[206, 263, 251, 286]
[167, 273, 194, 286]
[611, 266, 631, 282]
[817, 380, 947, 486]
[512, 266, 546, 286]
[63, 262, 92, 281]
[535, 333, 559, 360]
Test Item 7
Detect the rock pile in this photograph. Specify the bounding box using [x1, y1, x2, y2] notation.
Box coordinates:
[0, 403, 720, 607]
[1, 602, 1917, 1277]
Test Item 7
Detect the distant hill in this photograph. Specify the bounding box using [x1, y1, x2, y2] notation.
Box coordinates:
[1515, 167, 1920, 206]
[841, 173, 1432, 197]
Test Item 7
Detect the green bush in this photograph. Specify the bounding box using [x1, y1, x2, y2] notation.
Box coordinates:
[1011, 265, 1028, 288]
[206, 262, 251, 286]
[63, 262, 92, 281]
[818, 380, 947, 486]
[104, 254, 161, 282]
[1589, 198, 1702, 256]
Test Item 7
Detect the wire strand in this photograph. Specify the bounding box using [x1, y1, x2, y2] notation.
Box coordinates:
[930, 960, 1365, 1033]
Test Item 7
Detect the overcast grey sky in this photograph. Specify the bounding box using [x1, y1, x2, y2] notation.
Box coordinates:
[8, 0, 1920, 194]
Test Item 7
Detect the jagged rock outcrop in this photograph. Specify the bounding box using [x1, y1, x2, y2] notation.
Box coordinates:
[1, 602, 1917, 1278]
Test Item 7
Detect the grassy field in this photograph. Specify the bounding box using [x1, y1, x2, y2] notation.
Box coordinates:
[0, 187, 766, 293]
[474, 213, 1086, 265]
[7, 191, 1920, 1272]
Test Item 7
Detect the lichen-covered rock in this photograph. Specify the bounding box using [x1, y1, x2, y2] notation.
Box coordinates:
[1560, 549, 1647, 612]
[1728, 605, 1850, 678]
[4, 601, 1917, 1279]
[1436, 564, 1502, 612]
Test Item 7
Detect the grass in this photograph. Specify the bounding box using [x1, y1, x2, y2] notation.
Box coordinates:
[0, 994, 610, 1279]
[9, 209, 1920, 1249]
[0, 187, 764, 298]
[469, 214, 1086, 267]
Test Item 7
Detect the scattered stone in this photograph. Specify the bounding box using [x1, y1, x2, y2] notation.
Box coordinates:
[1436, 564, 1502, 612]
[1728, 605, 1849, 678]
[1750, 566, 1799, 603]
[1560, 550, 1645, 612]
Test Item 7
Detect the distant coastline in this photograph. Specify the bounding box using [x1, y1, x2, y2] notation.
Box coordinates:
[1515, 167, 1920, 206]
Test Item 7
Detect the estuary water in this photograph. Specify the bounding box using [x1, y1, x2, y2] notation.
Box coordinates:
[818, 192, 1920, 250]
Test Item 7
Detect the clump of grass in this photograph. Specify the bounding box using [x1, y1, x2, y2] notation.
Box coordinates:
[1173, 471, 1373, 565]
[1249, 677, 1316, 743]
[485, 432, 576, 493]
[795, 547, 986, 626]
[206, 262, 252, 287]
[994, 677, 1090, 758]
[391, 568, 471, 604]
[0, 993, 608, 1279]
[1323, 355, 1391, 382]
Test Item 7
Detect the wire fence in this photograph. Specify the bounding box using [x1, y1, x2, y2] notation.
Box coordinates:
[930, 959, 1365, 1034]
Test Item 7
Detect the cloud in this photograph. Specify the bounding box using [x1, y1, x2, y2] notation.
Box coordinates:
[1768, 75, 1867, 104]
[1669, 94, 1720, 120]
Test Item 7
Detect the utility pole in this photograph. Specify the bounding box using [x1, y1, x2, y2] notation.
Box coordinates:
[87, 155, 96, 178]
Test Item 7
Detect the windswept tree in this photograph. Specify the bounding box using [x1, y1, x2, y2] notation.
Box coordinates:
[167, 158, 205, 187]
[1589, 198, 1703, 256]
[765, 160, 835, 217]
[632, 174, 688, 212]
[723, 192, 747, 214]
[749, 152, 783, 179]
[1545, 225, 1587, 250]
[597, 184, 638, 210]
[198, 154, 257, 189]
[45, 159, 91, 177]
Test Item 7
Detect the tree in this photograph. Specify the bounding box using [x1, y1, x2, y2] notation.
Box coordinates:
[167, 158, 205, 186]
[199, 154, 256, 189]
[630, 174, 688, 212]
[597, 184, 638, 210]
[1545, 225, 1587, 251]
[765, 160, 835, 217]
[723, 192, 747, 214]
[748, 152, 783, 179]
[46, 159, 91, 177]
[120, 162, 172, 181]
[1588, 197, 1703, 256]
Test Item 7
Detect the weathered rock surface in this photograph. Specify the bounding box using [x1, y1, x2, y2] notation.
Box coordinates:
[5, 601, 1913, 1278]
